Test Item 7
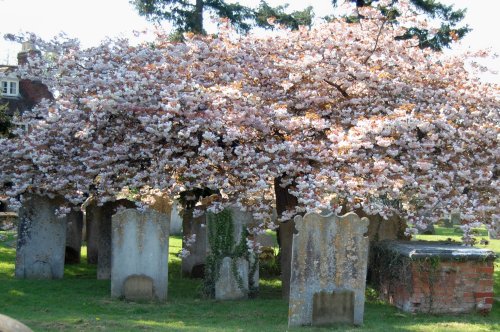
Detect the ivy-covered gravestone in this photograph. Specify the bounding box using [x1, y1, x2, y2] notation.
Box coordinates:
[205, 206, 259, 300]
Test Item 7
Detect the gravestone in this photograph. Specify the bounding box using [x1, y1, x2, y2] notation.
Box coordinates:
[288, 212, 369, 327]
[0, 314, 33, 332]
[111, 208, 170, 301]
[86, 199, 135, 279]
[15, 194, 66, 279]
[211, 206, 259, 300]
[85, 201, 99, 265]
[170, 200, 182, 235]
[181, 208, 208, 278]
[227, 206, 259, 292]
[450, 211, 460, 225]
[489, 216, 500, 240]
[65, 209, 83, 264]
[215, 257, 249, 300]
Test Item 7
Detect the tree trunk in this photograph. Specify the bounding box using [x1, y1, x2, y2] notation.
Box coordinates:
[274, 177, 298, 300]
[194, 0, 204, 34]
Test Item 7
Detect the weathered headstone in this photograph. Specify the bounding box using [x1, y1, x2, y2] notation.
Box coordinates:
[84, 201, 99, 265]
[181, 208, 208, 278]
[111, 208, 170, 301]
[288, 212, 369, 327]
[86, 199, 135, 279]
[227, 206, 259, 292]
[215, 257, 249, 300]
[0, 313, 33, 332]
[489, 216, 500, 240]
[450, 211, 460, 225]
[15, 194, 67, 279]
[170, 200, 182, 235]
[65, 209, 83, 264]
[210, 206, 259, 300]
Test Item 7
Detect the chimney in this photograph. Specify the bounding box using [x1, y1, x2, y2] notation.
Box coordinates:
[17, 42, 41, 66]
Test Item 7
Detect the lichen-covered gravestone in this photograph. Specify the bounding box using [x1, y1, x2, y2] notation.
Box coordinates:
[15, 194, 67, 279]
[288, 212, 369, 327]
[111, 208, 170, 301]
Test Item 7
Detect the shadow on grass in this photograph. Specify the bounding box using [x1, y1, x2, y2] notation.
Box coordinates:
[1, 232, 499, 331]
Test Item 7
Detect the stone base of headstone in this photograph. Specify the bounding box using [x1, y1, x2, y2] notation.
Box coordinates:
[312, 290, 355, 326]
[15, 194, 67, 279]
[111, 209, 170, 301]
[215, 257, 249, 300]
[0, 314, 33, 332]
[288, 212, 369, 327]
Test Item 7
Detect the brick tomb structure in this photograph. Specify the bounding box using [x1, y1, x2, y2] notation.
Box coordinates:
[372, 241, 496, 314]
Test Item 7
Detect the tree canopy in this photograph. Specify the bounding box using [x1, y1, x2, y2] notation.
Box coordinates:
[1, 6, 498, 243]
[131, 0, 469, 49]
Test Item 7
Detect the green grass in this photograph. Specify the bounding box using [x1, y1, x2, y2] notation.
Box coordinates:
[0, 228, 499, 331]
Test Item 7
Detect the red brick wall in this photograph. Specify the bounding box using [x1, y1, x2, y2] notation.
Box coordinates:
[378, 259, 494, 314]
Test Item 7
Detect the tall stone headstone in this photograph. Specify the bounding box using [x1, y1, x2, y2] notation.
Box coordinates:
[288, 212, 369, 327]
[181, 208, 208, 278]
[86, 199, 135, 278]
[111, 208, 170, 301]
[15, 194, 67, 279]
[65, 209, 83, 264]
[85, 201, 99, 265]
[211, 206, 259, 300]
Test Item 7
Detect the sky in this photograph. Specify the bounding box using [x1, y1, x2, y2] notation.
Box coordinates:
[0, 0, 498, 83]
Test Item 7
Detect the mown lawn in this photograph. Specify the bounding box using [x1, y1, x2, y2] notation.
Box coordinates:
[0, 227, 499, 332]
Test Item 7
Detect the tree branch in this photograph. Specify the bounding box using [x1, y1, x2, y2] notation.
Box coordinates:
[323, 79, 349, 98]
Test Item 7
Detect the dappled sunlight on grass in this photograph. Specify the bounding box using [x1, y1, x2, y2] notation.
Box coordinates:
[0, 228, 498, 331]
[396, 321, 498, 332]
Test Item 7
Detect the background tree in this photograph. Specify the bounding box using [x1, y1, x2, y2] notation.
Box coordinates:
[130, 0, 315, 35]
[332, 0, 469, 50]
[132, 0, 468, 49]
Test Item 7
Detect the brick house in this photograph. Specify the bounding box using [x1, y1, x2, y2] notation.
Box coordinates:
[0, 42, 52, 125]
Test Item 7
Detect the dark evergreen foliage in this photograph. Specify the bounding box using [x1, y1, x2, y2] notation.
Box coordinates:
[332, 0, 469, 50]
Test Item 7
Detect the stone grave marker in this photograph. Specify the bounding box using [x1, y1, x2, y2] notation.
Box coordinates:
[181, 208, 208, 278]
[111, 208, 170, 301]
[0, 313, 33, 332]
[170, 199, 182, 235]
[288, 212, 369, 327]
[212, 206, 259, 300]
[65, 209, 83, 264]
[215, 257, 249, 300]
[15, 194, 67, 279]
[86, 199, 135, 279]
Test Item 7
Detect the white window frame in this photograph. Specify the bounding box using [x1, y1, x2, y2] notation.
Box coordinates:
[1, 80, 19, 97]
